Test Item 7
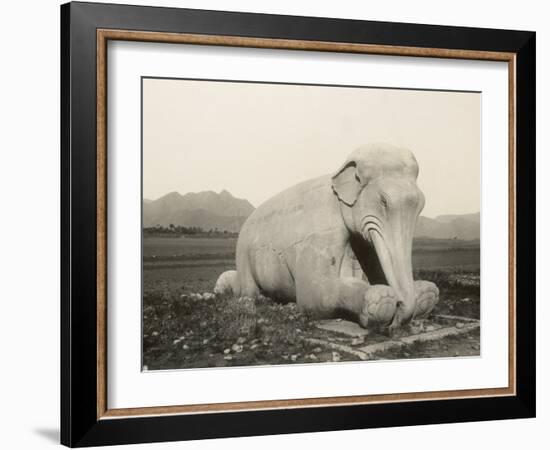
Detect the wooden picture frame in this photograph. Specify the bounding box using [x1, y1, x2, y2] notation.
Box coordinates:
[61, 1, 535, 447]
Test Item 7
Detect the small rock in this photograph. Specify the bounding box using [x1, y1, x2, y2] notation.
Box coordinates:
[250, 344, 259, 350]
[332, 352, 341, 362]
[172, 338, 181, 345]
[290, 354, 298, 361]
[258, 318, 267, 324]
[403, 352, 410, 357]
[202, 292, 215, 300]
[456, 322, 465, 329]
[308, 354, 317, 360]
[295, 328, 302, 334]
[461, 298, 471, 303]
[151, 331, 159, 337]
[232, 344, 243, 353]
[237, 337, 247, 344]
[224, 355, 233, 360]
[351, 337, 365, 345]
[202, 339, 209, 345]
[313, 347, 322, 353]
[182, 344, 189, 350]
[223, 348, 230, 354]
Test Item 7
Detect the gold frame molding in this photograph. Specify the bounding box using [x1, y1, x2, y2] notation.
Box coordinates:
[96, 28, 516, 420]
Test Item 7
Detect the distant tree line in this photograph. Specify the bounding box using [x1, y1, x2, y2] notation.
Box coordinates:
[143, 224, 238, 238]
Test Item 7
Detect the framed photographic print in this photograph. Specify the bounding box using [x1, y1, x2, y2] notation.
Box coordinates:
[60, 1, 536, 447]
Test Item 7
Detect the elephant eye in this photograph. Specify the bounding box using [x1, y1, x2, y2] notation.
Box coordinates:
[380, 197, 388, 208]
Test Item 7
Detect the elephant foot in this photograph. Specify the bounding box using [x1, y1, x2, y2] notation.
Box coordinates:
[359, 285, 398, 329]
[412, 280, 439, 319]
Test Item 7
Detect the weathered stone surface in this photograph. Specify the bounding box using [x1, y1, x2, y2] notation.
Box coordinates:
[214, 144, 439, 330]
[435, 314, 479, 323]
[359, 321, 480, 357]
[213, 270, 238, 295]
[306, 338, 368, 361]
[308, 316, 480, 360]
[316, 319, 370, 337]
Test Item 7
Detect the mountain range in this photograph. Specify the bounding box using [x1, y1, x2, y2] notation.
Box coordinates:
[415, 212, 480, 240]
[143, 190, 255, 232]
[143, 190, 479, 240]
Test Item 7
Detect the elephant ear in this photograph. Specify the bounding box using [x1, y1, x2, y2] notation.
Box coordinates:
[331, 162, 363, 206]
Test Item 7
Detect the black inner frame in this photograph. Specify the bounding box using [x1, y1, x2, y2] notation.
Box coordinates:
[61, 2, 536, 447]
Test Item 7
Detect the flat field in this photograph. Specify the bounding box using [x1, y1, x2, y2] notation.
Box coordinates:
[143, 236, 480, 370]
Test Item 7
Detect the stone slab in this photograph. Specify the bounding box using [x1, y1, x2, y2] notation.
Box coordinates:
[315, 319, 370, 337]
[310, 316, 480, 360]
[306, 338, 368, 360]
[434, 314, 480, 323]
[359, 321, 480, 357]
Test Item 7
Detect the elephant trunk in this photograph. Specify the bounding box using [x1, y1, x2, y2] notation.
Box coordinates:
[369, 229, 416, 326]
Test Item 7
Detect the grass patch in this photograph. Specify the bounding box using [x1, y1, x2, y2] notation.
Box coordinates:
[143, 291, 323, 370]
[142, 237, 480, 370]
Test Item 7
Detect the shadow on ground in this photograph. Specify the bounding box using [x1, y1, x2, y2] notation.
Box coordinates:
[34, 428, 59, 444]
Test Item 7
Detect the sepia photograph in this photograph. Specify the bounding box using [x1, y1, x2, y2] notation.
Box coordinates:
[57, 3, 536, 445]
[141, 77, 481, 371]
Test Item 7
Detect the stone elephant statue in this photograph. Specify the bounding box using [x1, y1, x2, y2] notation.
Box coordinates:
[215, 143, 439, 331]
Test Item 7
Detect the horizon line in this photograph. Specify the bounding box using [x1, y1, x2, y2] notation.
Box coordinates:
[143, 189, 479, 221]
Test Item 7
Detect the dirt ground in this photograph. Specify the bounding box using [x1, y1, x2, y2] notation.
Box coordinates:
[142, 237, 480, 370]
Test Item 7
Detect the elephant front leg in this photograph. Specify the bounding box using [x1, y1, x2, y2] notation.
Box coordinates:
[335, 278, 398, 329]
[412, 280, 439, 319]
[359, 285, 399, 328]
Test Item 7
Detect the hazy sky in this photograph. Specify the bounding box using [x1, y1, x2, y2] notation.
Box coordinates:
[143, 78, 480, 218]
